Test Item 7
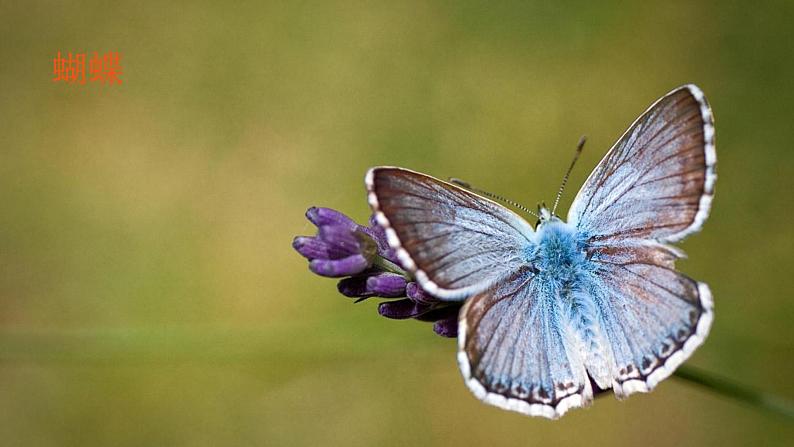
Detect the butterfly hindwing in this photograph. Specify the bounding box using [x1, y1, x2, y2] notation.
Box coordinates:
[366, 167, 535, 300]
[458, 267, 591, 418]
[585, 241, 713, 395]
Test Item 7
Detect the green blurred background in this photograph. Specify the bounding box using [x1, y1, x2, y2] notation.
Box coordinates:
[1, 1, 793, 445]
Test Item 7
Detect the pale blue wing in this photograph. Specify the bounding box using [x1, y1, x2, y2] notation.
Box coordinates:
[366, 167, 535, 301]
[564, 85, 716, 395]
[458, 267, 591, 418]
[582, 242, 714, 396]
[568, 84, 716, 244]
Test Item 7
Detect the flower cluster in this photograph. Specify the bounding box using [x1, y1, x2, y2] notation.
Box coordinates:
[293, 207, 460, 337]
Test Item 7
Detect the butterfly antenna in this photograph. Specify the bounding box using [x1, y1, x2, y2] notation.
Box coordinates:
[449, 178, 539, 218]
[551, 136, 587, 216]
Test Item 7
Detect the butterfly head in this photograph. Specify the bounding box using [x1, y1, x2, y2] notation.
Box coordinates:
[536, 202, 560, 228]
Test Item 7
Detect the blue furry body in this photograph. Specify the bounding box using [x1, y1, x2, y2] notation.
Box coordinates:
[529, 219, 592, 285]
[525, 218, 608, 385]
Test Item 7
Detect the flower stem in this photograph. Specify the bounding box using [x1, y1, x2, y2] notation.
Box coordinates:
[673, 364, 794, 419]
[372, 255, 412, 279]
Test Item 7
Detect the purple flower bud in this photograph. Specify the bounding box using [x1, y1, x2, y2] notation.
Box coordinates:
[316, 225, 356, 253]
[297, 206, 460, 337]
[337, 276, 372, 298]
[360, 214, 402, 264]
[363, 215, 388, 248]
[366, 273, 407, 297]
[415, 303, 459, 321]
[378, 299, 431, 319]
[306, 207, 357, 230]
[433, 316, 459, 338]
[309, 254, 370, 277]
[292, 236, 330, 260]
[406, 282, 437, 305]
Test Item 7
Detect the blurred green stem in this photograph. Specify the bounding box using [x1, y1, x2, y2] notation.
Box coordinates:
[674, 364, 794, 419]
[372, 256, 411, 278]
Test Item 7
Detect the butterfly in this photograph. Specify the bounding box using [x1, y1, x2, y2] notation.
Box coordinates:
[365, 84, 716, 418]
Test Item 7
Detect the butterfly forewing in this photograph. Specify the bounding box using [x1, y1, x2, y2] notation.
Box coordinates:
[568, 85, 716, 244]
[366, 167, 535, 300]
